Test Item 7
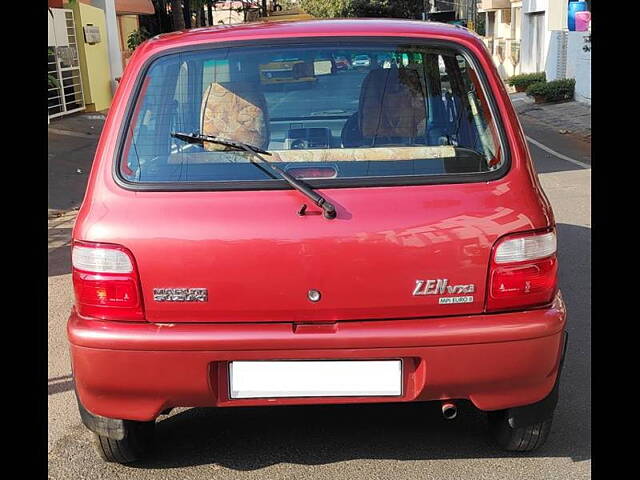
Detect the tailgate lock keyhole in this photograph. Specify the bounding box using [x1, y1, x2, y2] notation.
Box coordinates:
[307, 289, 321, 302]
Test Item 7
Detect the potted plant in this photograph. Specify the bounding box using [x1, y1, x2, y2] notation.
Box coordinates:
[507, 72, 546, 93]
[525, 79, 575, 104]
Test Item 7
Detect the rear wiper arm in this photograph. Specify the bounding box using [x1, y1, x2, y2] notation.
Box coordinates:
[171, 131, 337, 219]
[171, 131, 271, 155]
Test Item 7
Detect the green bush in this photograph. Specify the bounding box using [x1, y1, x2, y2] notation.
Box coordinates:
[525, 78, 575, 102]
[127, 27, 151, 52]
[507, 72, 546, 89]
[525, 81, 547, 96]
[299, 0, 422, 18]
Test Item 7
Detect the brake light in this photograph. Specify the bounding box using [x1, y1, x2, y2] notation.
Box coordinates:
[486, 230, 558, 312]
[286, 166, 337, 179]
[72, 242, 144, 321]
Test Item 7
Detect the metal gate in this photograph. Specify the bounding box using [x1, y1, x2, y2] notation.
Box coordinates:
[48, 8, 85, 120]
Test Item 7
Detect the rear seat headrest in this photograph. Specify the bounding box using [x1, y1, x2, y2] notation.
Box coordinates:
[358, 68, 426, 139]
[200, 82, 270, 151]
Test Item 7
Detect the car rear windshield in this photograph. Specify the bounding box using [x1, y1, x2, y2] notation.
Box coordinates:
[119, 39, 506, 187]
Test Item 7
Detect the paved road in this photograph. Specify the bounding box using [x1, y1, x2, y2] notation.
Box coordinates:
[48, 115, 591, 479]
[48, 112, 105, 211]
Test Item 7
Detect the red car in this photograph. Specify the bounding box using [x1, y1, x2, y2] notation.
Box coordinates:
[334, 55, 352, 70]
[68, 19, 567, 463]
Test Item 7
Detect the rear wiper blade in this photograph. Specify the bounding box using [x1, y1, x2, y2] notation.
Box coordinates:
[171, 131, 337, 219]
[171, 131, 271, 155]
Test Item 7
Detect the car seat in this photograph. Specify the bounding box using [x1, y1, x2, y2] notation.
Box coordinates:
[200, 81, 271, 151]
[341, 66, 426, 147]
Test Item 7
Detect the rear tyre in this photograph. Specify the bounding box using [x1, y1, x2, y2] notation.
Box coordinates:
[488, 411, 552, 452]
[93, 420, 155, 464]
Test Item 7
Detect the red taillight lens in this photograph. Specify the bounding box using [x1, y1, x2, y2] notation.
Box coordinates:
[72, 242, 144, 321]
[486, 230, 558, 312]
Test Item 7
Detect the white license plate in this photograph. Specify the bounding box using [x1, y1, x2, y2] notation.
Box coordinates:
[229, 360, 403, 399]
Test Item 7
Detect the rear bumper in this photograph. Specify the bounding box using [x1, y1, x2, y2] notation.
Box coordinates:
[69, 293, 566, 421]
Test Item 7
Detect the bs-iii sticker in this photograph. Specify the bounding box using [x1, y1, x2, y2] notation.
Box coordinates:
[413, 279, 474, 304]
[153, 288, 208, 302]
[438, 296, 474, 304]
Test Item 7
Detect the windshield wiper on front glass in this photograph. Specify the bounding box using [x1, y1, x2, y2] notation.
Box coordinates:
[171, 131, 337, 219]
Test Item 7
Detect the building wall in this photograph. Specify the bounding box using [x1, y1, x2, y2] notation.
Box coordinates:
[566, 31, 583, 79]
[574, 47, 590, 104]
[519, 0, 570, 74]
[68, 1, 113, 112]
[213, 8, 244, 24]
[118, 14, 139, 67]
[520, 0, 550, 73]
[510, 1, 522, 76]
[511, 1, 522, 38]
[484, 8, 520, 79]
[545, 30, 567, 81]
[213, 6, 260, 25]
[483, 0, 589, 104]
[547, 0, 568, 31]
[496, 8, 511, 38]
[568, 31, 590, 104]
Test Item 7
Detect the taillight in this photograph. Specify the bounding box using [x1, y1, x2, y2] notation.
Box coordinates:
[486, 230, 558, 312]
[72, 242, 145, 321]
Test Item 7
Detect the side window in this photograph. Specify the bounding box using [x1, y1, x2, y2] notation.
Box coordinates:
[170, 61, 189, 142]
[123, 56, 183, 177]
[438, 55, 453, 95]
[423, 52, 501, 169]
[170, 60, 208, 152]
[202, 59, 230, 90]
[459, 55, 501, 167]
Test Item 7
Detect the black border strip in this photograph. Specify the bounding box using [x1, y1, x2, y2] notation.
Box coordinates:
[112, 36, 511, 192]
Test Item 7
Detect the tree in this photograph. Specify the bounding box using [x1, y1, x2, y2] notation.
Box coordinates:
[127, 27, 152, 51]
[170, 0, 186, 30]
[192, 0, 206, 26]
[299, 0, 423, 19]
[140, 1, 172, 36]
[298, 0, 350, 17]
[207, 0, 214, 25]
[183, 0, 192, 28]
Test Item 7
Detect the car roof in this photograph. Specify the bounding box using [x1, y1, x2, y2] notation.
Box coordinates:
[139, 18, 483, 56]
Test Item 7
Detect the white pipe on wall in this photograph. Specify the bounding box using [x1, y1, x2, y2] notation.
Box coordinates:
[92, 0, 123, 93]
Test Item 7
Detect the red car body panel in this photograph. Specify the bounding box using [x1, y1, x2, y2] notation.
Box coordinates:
[76, 182, 550, 324]
[69, 19, 563, 421]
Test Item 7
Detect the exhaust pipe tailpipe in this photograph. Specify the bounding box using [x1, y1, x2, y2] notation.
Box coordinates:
[441, 401, 457, 420]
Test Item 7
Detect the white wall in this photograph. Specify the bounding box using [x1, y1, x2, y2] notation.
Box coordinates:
[509, 0, 589, 104]
[91, 0, 123, 91]
[547, 0, 568, 30]
[48, 9, 69, 47]
[566, 31, 586, 78]
[521, 0, 549, 73]
[545, 30, 567, 81]
[496, 9, 510, 38]
[540, 30, 590, 104]
[213, 6, 260, 24]
[569, 31, 591, 104]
